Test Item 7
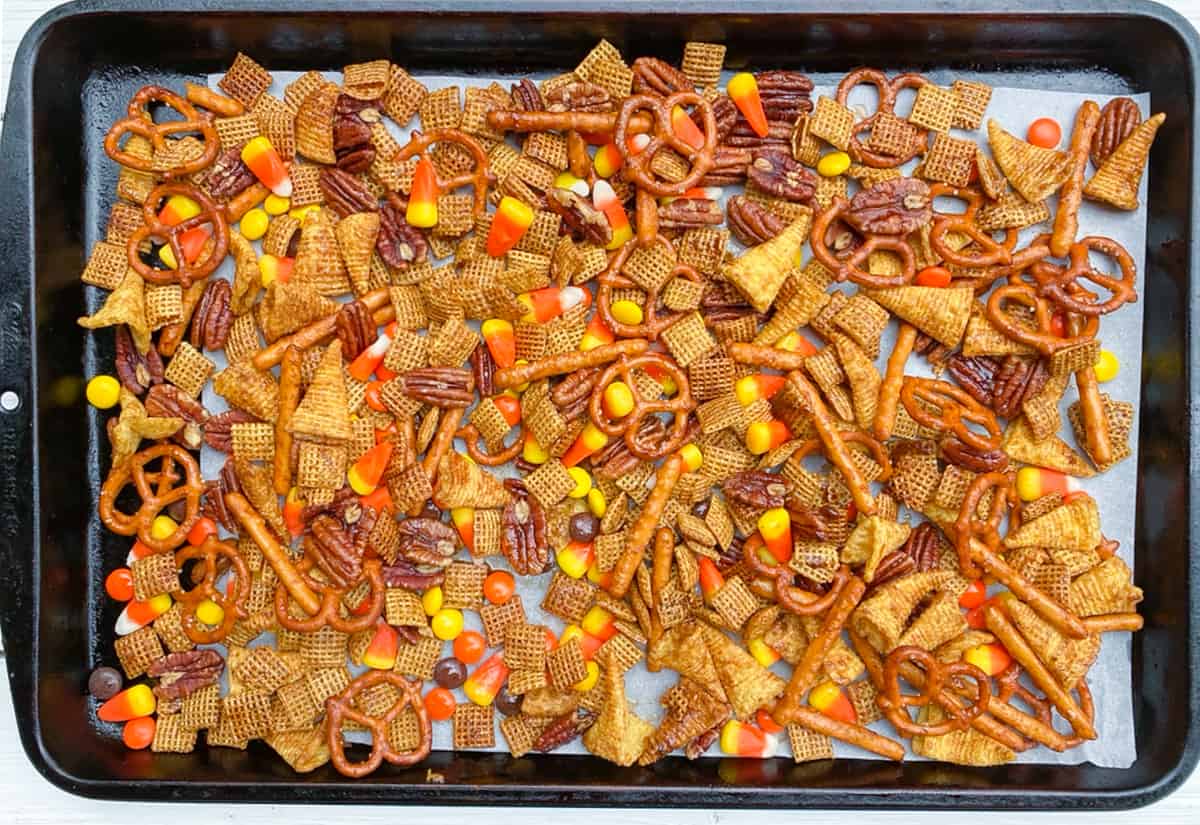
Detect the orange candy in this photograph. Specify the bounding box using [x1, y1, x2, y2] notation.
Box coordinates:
[283, 486, 306, 536]
[348, 332, 392, 382]
[407, 156, 439, 228]
[453, 630, 487, 665]
[347, 440, 394, 496]
[364, 380, 387, 412]
[727, 73, 769, 138]
[1027, 117, 1062, 148]
[698, 556, 725, 602]
[425, 686, 457, 721]
[808, 680, 857, 723]
[482, 319, 517, 368]
[483, 570, 516, 605]
[958, 579, 987, 609]
[186, 516, 217, 546]
[122, 717, 157, 749]
[362, 621, 399, 670]
[105, 568, 135, 602]
[98, 684, 156, 722]
[670, 105, 706, 150]
[915, 266, 952, 287]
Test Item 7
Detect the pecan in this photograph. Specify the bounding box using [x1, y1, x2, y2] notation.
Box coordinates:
[351, 506, 378, 557]
[631, 57, 694, 97]
[502, 492, 549, 575]
[470, 343, 496, 398]
[377, 201, 428, 269]
[147, 649, 224, 700]
[510, 78, 544, 112]
[658, 197, 724, 230]
[202, 408, 259, 453]
[756, 70, 814, 123]
[545, 81, 611, 113]
[724, 119, 794, 148]
[824, 217, 863, 260]
[723, 470, 789, 510]
[551, 367, 599, 419]
[333, 94, 377, 173]
[592, 417, 667, 480]
[534, 708, 596, 752]
[201, 458, 241, 534]
[190, 278, 233, 351]
[845, 178, 932, 235]
[204, 147, 256, 201]
[747, 149, 816, 203]
[913, 332, 954, 370]
[711, 95, 738, 144]
[715, 535, 745, 572]
[727, 194, 788, 246]
[684, 723, 722, 760]
[394, 624, 423, 644]
[396, 517, 457, 569]
[400, 367, 475, 407]
[1091, 97, 1141, 168]
[382, 558, 446, 592]
[869, 550, 917, 591]
[990, 355, 1049, 419]
[335, 300, 375, 361]
[320, 167, 379, 217]
[947, 354, 1001, 408]
[545, 187, 613, 247]
[145, 383, 209, 450]
[309, 515, 362, 588]
[939, 435, 1009, 473]
[115, 324, 164, 396]
[301, 487, 362, 524]
[785, 502, 848, 542]
[700, 146, 751, 186]
[901, 522, 942, 572]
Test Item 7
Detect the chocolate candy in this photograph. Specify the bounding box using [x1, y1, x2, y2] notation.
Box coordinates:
[568, 512, 600, 544]
[88, 666, 123, 700]
[493, 685, 524, 716]
[433, 656, 467, 690]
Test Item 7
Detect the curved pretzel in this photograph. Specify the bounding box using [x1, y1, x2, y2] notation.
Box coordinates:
[1035, 236, 1137, 316]
[456, 423, 525, 466]
[128, 182, 230, 287]
[953, 470, 1019, 580]
[596, 237, 702, 340]
[588, 352, 694, 461]
[810, 197, 917, 287]
[742, 533, 854, 615]
[926, 184, 1020, 268]
[792, 431, 894, 483]
[172, 536, 250, 643]
[99, 443, 202, 554]
[879, 646, 990, 737]
[326, 670, 432, 778]
[838, 70, 930, 168]
[614, 92, 717, 196]
[274, 553, 385, 634]
[103, 85, 219, 177]
[995, 663, 1095, 750]
[986, 282, 1098, 356]
[393, 128, 495, 218]
[899, 376, 1002, 453]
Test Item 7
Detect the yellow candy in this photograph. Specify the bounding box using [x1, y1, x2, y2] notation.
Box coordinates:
[422, 586, 444, 617]
[1094, 349, 1120, 383]
[86, 375, 121, 409]
[289, 205, 319, 222]
[610, 300, 644, 326]
[158, 245, 178, 270]
[263, 194, 291, 215]
[817, 151, 851, 177]
[522, 437, 549, 465]
[560, 624, 584, 646]
[567, 466, 593, 499]
[602, 381, 635, 419]
[678, 443, 703, 472]
[586, 487, 607, 518]
[150, 515, 177, 541]
[239, 207, 270, 241]
[195, 599, 224, 627]
[431, 608, 464, 641]
[573, 660, 600, 692]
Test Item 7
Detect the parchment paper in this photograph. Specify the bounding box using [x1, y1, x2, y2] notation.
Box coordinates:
[200, 69, 1149, 768]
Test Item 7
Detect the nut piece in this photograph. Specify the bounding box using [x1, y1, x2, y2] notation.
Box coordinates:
[1091, 97, 1142, 168]
[845, 178, 932, 235]
[913, 332, 954, 370]
[336, 300, 375, 361]
[205, 147, 256, 201]
[631, 57, 694, 97]
[320, 167, 379, 218]
[755, 70, 814, 123]
[115, 324, 164, 396]
[190, 278, 233, 351]
[901, 522, 942, 572]
[784, 502, 847, 542]
[551, 367, 600, 420]
[940, 436, 1009, 473]
[502, 486, 549, 575]
[947, 354, 1000, 408]
[470, 343, 496, 399]
[711, 95, 739, 145]
[147, 649, 224, 700]
[990, 355, 1049, 420]
[399, 367, 475, 408]
[534, 708, 596, 752]
[201, 458, 242, 535]
[377, 201, 428, 269]
[545, 81, 612, 113]
[545, 188, 613, 247]
[310, 514, 363, 589]
[145, 383, 209, 450]
[701, 146, 752, 186]
[658, 197, 724, 231]
[747, 148, 816, 202]
[396, 517, 458, 570]
[722, 470, 789, 510]
[382, 558, 446, 592]
[727, 194, 787, 246]
[511, 78, 544, 112]
[203, 408, 259, 453]
[333, 94, 378, 174]
[869, 550, 917, 591]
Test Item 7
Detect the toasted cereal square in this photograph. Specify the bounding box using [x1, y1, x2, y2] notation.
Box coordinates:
[504, 623, 550, 672]
[832, 293, 890, 358]
[393, 636, 443, 680]
[222, 691, 273, 742]
[419, 86, 462, 132]
[500, 713, 547, 757]
[481, 594, 525, 647]
[812, 173, 848, 210]
[660, 311, 718, 368]
[598, 632, 644, 673]
[385, 588, 426, 628]
[106, 201, 144, 245]
[547, 637, 589, 688]
[451, 702, 496, 749]
[922, 132, 977, 188]
[179, 683, 221, 730]
[164, 342, 215, 398]
[114, 626, 164, 679]
[523, 459, 576, 509]
[81, 241, 130, 290]
[810, 97, 855, 151]
[219, 53, 272, 108]
[299, 626, 348, 668]
[132, 552, 179, 602]
[541, 571, 595, 623]
[304, 666, 351, 707]
[681, 42, 726, 90]
[383, 65, 428, 125]
[151, 713, 198, 753]
[343, 59, 390, 100]
[385, 705, 424, 753]
[710, 576, 760, 630]
[273, 679, 320, 730]
[443, 561, 488, 611]
[297, 440, 348, 489]
[909, 84, 957, 133]
[868, 111, 920, 158]
[787, 723, 835, 763]
[523, 131, 570, 171]
[952, 80, 993, 130]
[433, 193, 475, 239]
[231, 421, 275, 462]
[153, 603, 195, 653]
[427, 317, 480, 366]
[688, 356, 736, 401]
[234, 646, 292, 693]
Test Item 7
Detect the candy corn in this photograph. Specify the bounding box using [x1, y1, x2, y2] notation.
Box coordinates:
[554, 172, 590, 196]
[671, 105, 706, 150]
[258, 254, 293, 287]
[593, 142, 623, 178]
[580, 314, 615, 351]
[187, 516, 217, 547]
[347, 440, 393, 496]
[727, 73, 769, 138]
[360, 485, 394, 514]
[963, 642, 1013, 677]
[1015, 465, 1082, 502]
[698, 556, 725, 603]
[522, 435, 549, 465]
[719, 719, 778, 758]
[463, 652, 510, 706]
[487, 196, 535, 257]
[451, 507, 476, 552]
[97, 684, 156, 722]
[561, 422, 609, 468]
[808, 680, 857, 723]
[958, 579, 987, 609]
[406, 156, 439, 228]
[283, 486, 306, 536]
[755, 709, 785, 736]
[560, 624, 606, 660]
[735, 373, 786, 406]
[775, 330, 819, 356]
[586, 487, 606, 518]
[582, 605, 617, 642]
[586, 563, 613, 590]
[757, 508, 792, 563]
[593, 179, 632, 249]
[115, 593, 172, 636]
[240, 136, 292, 197]
[679, 443, 703, 472]
[156, 195, 211, 268]
[557, 541, 595, 579]
[518, 285, 590, 323]
[364, 380, 387, 412]
[126, 539, 154, 565]
[493, 394, 522, 426]
[748, 638, 781, 668]
[348, 331, 392, 382]
[363, 621, 400, 670]
[746, 419, 791, 455]
[481, 319, 517, 368]
[567, 466, 593, 499]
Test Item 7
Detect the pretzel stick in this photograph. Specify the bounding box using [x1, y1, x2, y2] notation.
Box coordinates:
[1084, 612, 1143, 633]
[421, 406, 464, 483]
[487, 109, 652, 135]
[1071, 314, 1114, 467]
[774, 575, 866, 723]
[983, 603, 1097, 741]
[226, 491, 320, 616]
[252, 288, 394, 370]
[1051, 101, 1101, 257]
[962, 535, 1089, 639]
[786, 706, 906, 761]
[608, 453, 684, 599]
[158, 280, 208, 357]
[636, 188, 658, 248]
[225, 182, 270, 223]
[184, 81, 245, 117]
[273, 345, 302, 495]
[785, 370, 876, 515]
[728, 341, 808, 372]
[494, 339, 650, 389]
[648, 526, 674, 647]
[873, 323, 917, 440]
[567, 130, 590, 178]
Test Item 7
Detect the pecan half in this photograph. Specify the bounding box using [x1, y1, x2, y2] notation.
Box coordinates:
[335, 300, 375, 361]
[301, 487, 360, 524]
[309, 515, 363, 588]
[711, 95, 738, 144]
[377, 201, 428, 269]
[382, 557, 446, 591]
[201, 458, 242, 534]
[748, 149, 816, 203]
[400, 367, 475, 407]
[700, 146, 751, 186]
[724, 119, 793, 148]
[723, 470, 789, 510]
[534, 708, 596, 752]
[333, 94, 377, 174]
[147, 649, 224, 700]
[845, 178, 932, 235]
[715, 535, 745, 572]
[990, 355, 1049, 419]
[727, 195, 788, 246]
[545, 187, 613, 247]
[202, 408, 259, 453]
[1091, 97, 1141, 168]
[545, 81, 611, 113]
[551, 367, 599, 420]
[145, 383, 209, 450]
[511, 78, 544, 112]
[631, 57, 694, 97]
[204, 147, 256, 201]
[190, 278, 233, 351]
[868, 550, 917, 591]
[502, 490, 548, 575]
[470, 343, 496, 399]
[947, 354, 1001, 408]
[913, 332, 954, 370]
[901, 522, 942, 572]
[115, 324, 164, 396]
[320, 167, 379, 218]
[396, 517, 457, 569]
[940, 435, 1009, 473]
[684, 723, 722, 760]
[658, 197, 724, 230]
[756, 70, 814, 123]
[785, 502, 848, 542]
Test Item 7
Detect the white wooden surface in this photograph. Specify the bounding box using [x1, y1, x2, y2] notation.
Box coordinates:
[0, 0, 1198, 820]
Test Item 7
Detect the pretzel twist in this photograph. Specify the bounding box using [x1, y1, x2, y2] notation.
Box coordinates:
[326, 670, 432, 777]
[99, 443, 202, 553]
[614, 92, 717, 196]
[172, 537, 250, 644]
[128, 182, 230, 287]
[810, 197, 917, 288]
[588, 352, 694, 461]
[274, 552, 386, 634]
[900, 376, 1002, 453]
[394, 128, 495, 218]
[103, 85, 219, 177]
[879, 646, 991, 737]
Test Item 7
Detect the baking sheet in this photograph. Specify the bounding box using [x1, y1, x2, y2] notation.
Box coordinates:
[197, 69, 1149, 769]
